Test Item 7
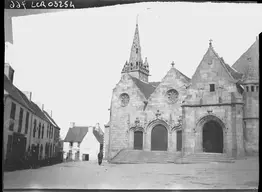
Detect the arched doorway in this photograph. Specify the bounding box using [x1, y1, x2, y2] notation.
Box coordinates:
[203, 120, 223, 153]
[151, 124, 168, 151]
[134, 131, 143, 150]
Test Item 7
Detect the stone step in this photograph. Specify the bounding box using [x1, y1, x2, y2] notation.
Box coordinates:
[111, 149, 181, 164]
[175, 153, 235, 164]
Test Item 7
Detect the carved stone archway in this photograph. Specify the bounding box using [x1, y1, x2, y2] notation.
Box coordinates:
[194, 115, 227, 153]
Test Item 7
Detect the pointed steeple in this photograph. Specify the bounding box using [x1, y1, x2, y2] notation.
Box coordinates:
[122, 21, 150, 82]
[129, 20, 142, 65]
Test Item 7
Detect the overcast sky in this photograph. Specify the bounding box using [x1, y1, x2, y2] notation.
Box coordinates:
[9, 2, 262, 139]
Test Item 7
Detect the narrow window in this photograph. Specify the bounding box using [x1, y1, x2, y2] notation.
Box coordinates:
[136, 48, 138, 53]
[42, 125, 44, 139]
[38, 123, 41, 138]
[70, 142, 73, 147]
[9, 102, 16, 131]
[251, 86, 254, 92]
[246, 86, 249, 92]
[77, 142, 80, 148]
[33, 120, 37, 137]
[47, 125, 49, 138]
[25, 112, 29, 134]
[256, 86, 259, 92]
[210, 84, 215, 92]
[18, 108, 24, 133]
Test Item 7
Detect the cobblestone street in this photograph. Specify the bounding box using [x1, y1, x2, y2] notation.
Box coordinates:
[4, 157, 258, 189]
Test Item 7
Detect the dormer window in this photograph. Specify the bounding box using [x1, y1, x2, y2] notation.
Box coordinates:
[210, 84, 215, 92]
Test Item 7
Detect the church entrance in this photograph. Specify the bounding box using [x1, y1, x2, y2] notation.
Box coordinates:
[134, 131, 143, 150]
[202, 120, 223, 153]
[151, 124, 168, 151]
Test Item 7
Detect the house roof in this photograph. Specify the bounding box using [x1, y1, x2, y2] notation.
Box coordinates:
[4, 75, 31, 109]
[29, 101, 50, 122]
[43, 110, 60, 129]
[232, 38, 259, 83]
[63, 126, 89, 142]
[224, 63, 243, 81]
[93, 128, 104, 144]
[129, 76, 159, 99]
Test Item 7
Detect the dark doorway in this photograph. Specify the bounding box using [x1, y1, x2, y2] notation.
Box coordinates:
[177, 130, 182, 151]
[83, 154, 89, 161]
[134, 131, 143, 150]
[151, 124, 168, 151]
[203, 120, 223, 153]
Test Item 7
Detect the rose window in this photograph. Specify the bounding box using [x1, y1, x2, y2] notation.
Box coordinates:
[120, 93, 130, 107]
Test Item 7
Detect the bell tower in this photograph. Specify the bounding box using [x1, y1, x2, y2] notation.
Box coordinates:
[121, 21, 150, 82]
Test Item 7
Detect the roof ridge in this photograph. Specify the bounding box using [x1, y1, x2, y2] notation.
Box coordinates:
[210, 46, 237, 82]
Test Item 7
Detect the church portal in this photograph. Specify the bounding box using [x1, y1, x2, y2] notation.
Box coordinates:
[203, 120, 223, 153]
[151, 124, 168, 151]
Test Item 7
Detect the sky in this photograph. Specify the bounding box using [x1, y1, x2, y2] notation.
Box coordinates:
[8, 2, 262, 139]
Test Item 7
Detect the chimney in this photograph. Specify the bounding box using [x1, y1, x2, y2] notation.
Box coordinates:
[23, 91, 32, 101]
[4, 63, 15, 84]
[70, 122, 75, 128]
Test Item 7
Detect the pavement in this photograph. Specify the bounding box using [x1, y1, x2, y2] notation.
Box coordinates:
[3, 157, 259, 190]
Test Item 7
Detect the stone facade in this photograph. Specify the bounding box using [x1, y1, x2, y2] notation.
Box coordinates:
[105, 24, 259, 161]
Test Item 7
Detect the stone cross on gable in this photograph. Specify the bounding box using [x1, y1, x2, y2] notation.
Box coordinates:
[171, 61, 175, 68]
[209, 39, 213, 46]
[155, 110, 161, 119]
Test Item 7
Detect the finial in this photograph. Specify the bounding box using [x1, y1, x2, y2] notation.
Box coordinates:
[209, 39, 213, 47]
[136, 14, 139, 26]
[171, 61, 175, 68]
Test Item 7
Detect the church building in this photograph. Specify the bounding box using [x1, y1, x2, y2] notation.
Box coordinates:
[104, 22, 259, 163]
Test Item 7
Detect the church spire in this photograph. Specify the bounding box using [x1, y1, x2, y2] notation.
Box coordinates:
[129, 19, 142, 64]
[122, 20, 150, 82]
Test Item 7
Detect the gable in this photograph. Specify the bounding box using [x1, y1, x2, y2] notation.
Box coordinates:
[191, 45, 237, 88]
[147, 66, 190, 105]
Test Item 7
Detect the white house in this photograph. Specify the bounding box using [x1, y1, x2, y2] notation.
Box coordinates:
[63, 123, 103, 161]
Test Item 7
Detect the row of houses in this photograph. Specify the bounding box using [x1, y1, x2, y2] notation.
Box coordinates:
[4, 43, 63, 170]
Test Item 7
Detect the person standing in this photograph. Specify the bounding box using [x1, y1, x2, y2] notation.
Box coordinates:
[97, 151, 103, 166]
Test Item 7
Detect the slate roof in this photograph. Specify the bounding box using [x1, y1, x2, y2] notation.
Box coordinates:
[43, 110, 60, 129]
[4, 75, 31, 109]
[64, 126, 89, 143]
[232, 38, 259, 82]
[93, 128, 104, 144]
[30, 101, 50, 122]
[224, 63, 243, 81]
[130, 76, 159, 99]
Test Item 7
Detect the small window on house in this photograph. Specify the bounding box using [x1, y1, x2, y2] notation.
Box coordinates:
[210, 84, 215, 92]
[256, 86, 259, 92]
[25, 112, 29, 134]
[251, 86, 254, 92]
[136, 48, 138, 53]
[246, 86, 249, 92]
[9, 102, 16, 131]
[70, 142, 73, 147]
[18, 108, 24, 133]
